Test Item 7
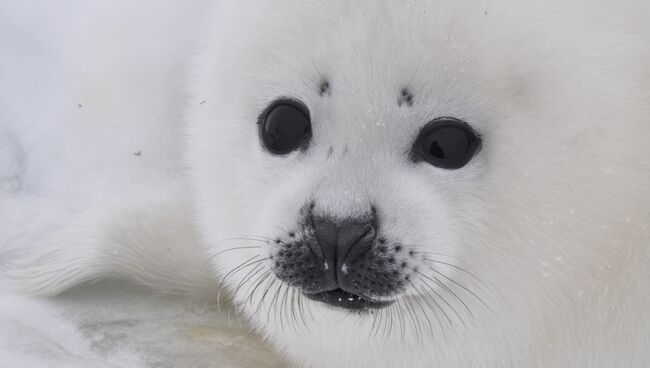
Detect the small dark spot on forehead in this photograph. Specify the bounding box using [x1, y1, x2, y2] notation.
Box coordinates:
[398, 87, 414, 107]
[319, 79, 330, 96]
[327, 146, 334, 158]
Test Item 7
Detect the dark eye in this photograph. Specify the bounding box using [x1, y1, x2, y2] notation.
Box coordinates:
[412, 117, 482, 169]
[259, 99, 311, 155]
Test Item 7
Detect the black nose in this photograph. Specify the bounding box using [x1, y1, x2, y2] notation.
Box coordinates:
[273, 205, 407, 310]
[311, 217, 376, 290]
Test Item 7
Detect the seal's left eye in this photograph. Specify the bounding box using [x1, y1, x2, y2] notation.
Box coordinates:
[412, 117, 482, 169]
[259, 99, 311, 155]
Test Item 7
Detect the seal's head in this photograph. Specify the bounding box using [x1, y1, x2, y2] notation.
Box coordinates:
[188, 0, 650, 366]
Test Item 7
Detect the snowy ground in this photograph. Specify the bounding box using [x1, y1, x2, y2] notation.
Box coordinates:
[0, 196, 287, 368]
[0, 2, 290, 366]
[0, 168, 288, 367]
[0, 279, 288, 368]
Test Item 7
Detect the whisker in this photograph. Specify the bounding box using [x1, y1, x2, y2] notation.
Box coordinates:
[369, 305, 379, 338]
[211, 235, 274, 246]
[415, 268, 471, 325]
[401, 290, 423, 344]
[217, 255, 263, 304]
[424, 265, 491, 311]
[386, 302, 395, 339]
[405, 281, 437, 339]
[256, 277, 278, 316]
[421, 256, 483, 283]
[232, 263, 266, 300]
[373, 307, 385, 339]
[396, 297, 407, 344]
[203, 246, 263, 270]
[290, 287, 299, 331]
[410, 250, 461, 260]
[279, 281, 291, 321]
[268, 281, 284, 326]
[297, 291, 309, 330]
[415, 280, 453, 332]
[246, 271, 272, 307]
[213, 245, 263, 257]
[279, 284, 291, 331]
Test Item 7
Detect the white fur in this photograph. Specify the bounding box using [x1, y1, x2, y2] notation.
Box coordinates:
[2, 1, 649, 367]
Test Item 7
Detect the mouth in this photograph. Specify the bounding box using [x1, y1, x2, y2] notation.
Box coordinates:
[304, 288, 394, 310]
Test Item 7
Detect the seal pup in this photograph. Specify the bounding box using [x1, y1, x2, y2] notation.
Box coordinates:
[7, 0, 650, 367]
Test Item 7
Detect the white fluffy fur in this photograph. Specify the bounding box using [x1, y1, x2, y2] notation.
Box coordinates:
[2, 1, 649, 367]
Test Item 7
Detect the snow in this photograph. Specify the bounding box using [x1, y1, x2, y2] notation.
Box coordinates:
[0, 191, 287, 367]
[0, 175, 287, 368]
[0, 279, 288, 367]
[0, 2, 289, 365]
[0, 111, 288, 368]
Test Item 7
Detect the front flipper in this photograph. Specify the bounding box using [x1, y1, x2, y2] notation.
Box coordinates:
[9, 199, 215, 297]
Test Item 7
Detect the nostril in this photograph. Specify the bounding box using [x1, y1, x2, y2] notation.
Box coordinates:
[312, 218, 338, 262]
[338, 223, 372, 251]
[313, 219, 338, 249]
[337, 223, 376, 266]
[312, 215, 378, 270]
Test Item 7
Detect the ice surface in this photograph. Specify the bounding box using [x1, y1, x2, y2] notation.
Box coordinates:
[0, 181, 287, 368]
[0, 278, 289, 368]
[0, 169, 289, 368]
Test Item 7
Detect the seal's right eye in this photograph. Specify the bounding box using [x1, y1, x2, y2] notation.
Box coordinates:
[259, 99, 311, 155]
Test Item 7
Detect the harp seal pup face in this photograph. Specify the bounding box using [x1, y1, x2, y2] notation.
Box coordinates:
[187, 0, 650, 366]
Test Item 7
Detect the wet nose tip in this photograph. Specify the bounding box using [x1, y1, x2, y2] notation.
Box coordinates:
[337, 222, 375, 265]
[312, 217, 377, 273]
